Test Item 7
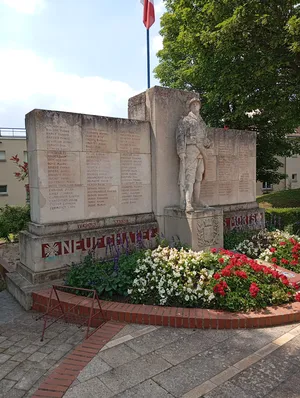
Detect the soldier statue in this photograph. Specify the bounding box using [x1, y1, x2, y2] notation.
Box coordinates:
[176, 98, 211, 212]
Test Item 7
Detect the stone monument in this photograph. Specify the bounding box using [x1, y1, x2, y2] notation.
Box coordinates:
[176, 97, 211, 211]
[6, 86, 264, 309]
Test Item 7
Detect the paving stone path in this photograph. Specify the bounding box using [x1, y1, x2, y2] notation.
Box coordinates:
[1, 289, 300, 397]
[63, 321, 300, 398]
[0, 290, 89, 397]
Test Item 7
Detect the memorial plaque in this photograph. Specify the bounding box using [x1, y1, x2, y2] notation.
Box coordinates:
[201, 181, 218, 205]
[49, 187, 80, 211]
[120, 154, 143, 185]
[217, 157, 238, 181]
[204, 156, 217, 181]
[121, 185, 143, 204]
[84, 129, 115, 153]
[218, 133, 235, 156]
[86, 153, 120, 186]
[118, 131, 142, 153]
[219, 181, 238, 204]
[120, 184, 152, 214]
[47, 152, 80, 187]
[238, 179, 255, 203]
[87, 185, 118, 209]
[46, 126, 73, 151]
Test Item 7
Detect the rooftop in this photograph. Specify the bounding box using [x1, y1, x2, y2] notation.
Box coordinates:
[0, 127, 26, 138]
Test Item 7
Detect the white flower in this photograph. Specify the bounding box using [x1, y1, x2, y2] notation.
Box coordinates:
[185, 295, 189, 301]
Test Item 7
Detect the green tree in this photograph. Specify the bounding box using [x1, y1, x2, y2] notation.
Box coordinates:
[155, 0, 300, 184]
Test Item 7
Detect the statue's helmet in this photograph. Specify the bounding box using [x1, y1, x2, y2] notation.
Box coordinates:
[188, 97, 201, 108]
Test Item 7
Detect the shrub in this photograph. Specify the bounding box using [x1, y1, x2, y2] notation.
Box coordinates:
[260, 234, 300, 273]
[130, 246, 216, 307]
[0, 205, 30, 240]
[265, 208, 300, 234]
[208, 251, 296, 312]
[129, 246, 297, 311]
[234, 229, 276, 258]
[64, 250, 146, 299]
[224, 230, 256, 250]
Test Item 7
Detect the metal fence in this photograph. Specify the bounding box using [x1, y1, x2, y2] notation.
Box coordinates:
[0, 127, 26, 137]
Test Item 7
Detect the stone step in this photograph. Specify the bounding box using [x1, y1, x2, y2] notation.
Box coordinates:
[6, 271, 63, 310]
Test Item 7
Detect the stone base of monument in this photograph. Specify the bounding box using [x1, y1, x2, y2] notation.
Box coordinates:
[6, 213, 158, 309]
[222, 202, 265, 232]
[164, 207, 224, 251]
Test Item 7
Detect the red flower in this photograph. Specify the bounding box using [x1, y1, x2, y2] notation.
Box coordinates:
[213, 281, 228, 296]
[271, 257, 277, 263]
[295, 292, 300, 302]
[281, 258, 289, 265]
[279, 242, 287, 246]
[249, 282, 260, 298]
[280, 275, 289, 286]
[235, 270, 248, 279]
[221, 268, 231, 277]
[213, 273, 221, 280]
[270, 247, 276, 253]
[290, 238, 297, 245]
[10, 155, 19, 163]
[218, 258, 224, 264]
[291, 260, 298, 266]
[14, 172, 21, 177]
[211, 248, 217, 254]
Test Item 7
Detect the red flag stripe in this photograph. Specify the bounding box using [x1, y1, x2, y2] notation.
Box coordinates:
[141, 0, 155, 29]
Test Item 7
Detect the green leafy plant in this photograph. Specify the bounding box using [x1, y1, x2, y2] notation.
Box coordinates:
[0, 205, 30, 240]
[64, 250, 147, 299]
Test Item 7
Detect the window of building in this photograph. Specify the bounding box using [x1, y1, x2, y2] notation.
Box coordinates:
[0, 151, 6, 161]
[262, 182, 273, 190]
[24, 151, 28, 162]
[0, 185, 7, 195]
[292, 173, 298, 182]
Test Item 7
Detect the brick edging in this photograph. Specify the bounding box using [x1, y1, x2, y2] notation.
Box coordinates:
[32, 321, 125, 398]
[32, 289, 300, 330]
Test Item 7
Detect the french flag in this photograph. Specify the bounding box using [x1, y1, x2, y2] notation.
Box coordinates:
[141, 0, 155, 29]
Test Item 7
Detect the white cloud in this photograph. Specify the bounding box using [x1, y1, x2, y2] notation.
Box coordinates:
[155, 1, 166, 15]
[0, 0, 45, 14]
[152, 35, 163, 53]
[0, 49, 138, 126]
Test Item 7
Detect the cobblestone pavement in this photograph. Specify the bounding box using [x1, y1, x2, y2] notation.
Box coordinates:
[2, 289, 300, 397]
[0, 290, 89, 397]
[62, 322, 300, 398]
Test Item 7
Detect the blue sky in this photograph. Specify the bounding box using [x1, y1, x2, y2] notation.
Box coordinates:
[0, 0, 165, 127]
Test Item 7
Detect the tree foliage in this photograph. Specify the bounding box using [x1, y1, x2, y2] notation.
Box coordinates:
[155, 0, 300, 183]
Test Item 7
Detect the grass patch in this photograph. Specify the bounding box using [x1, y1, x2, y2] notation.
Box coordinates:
[257, 188, 300, 209]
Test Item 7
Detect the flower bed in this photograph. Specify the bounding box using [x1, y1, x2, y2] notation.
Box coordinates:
[235, 229, 300, 273]
[64, 244, 300, 313]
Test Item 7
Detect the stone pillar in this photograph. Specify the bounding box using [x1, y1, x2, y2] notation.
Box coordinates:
[164, 207, 224, 251]
[128, 86, 197, 232]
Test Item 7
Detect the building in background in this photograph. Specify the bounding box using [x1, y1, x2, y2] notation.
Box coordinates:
[256, 132, 300, 195]
[0, 128, 27, 206]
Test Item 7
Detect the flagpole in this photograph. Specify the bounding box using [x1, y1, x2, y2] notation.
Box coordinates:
[147, 28, 150, 89]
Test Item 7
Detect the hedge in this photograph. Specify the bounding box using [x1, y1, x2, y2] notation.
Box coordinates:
[265, 207, 300, 234]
